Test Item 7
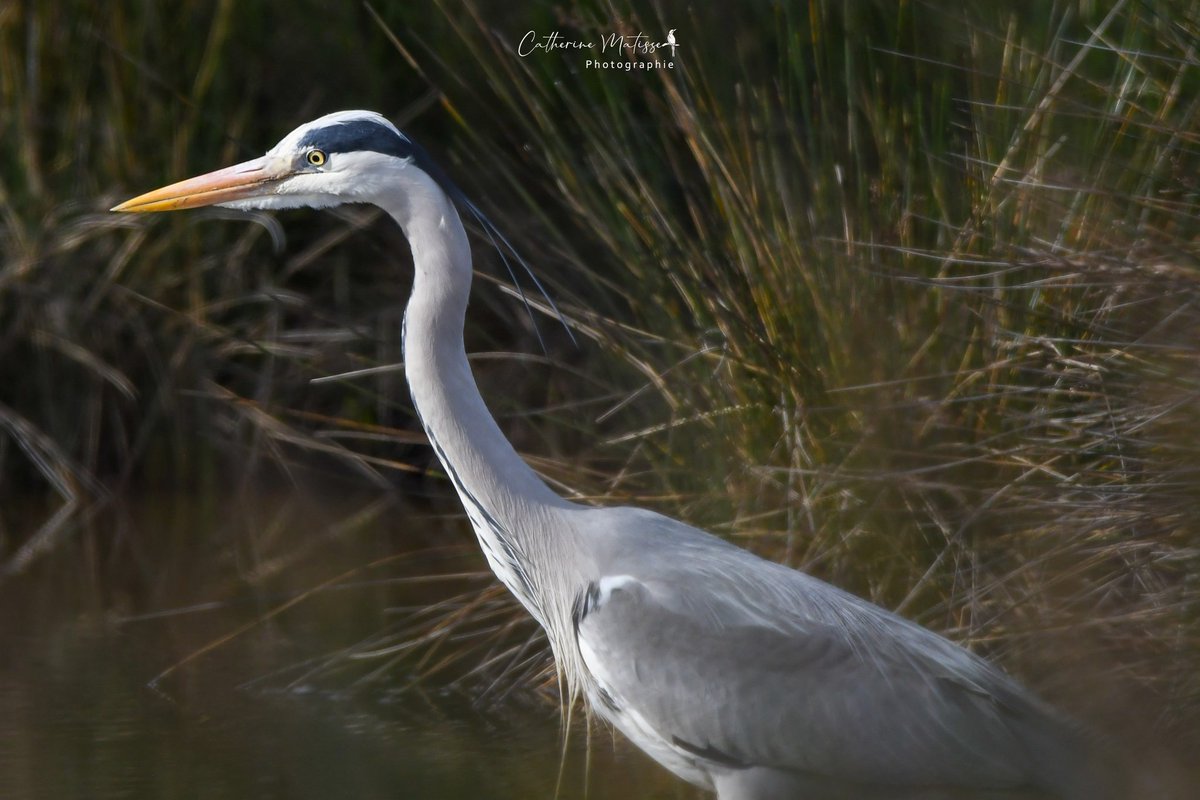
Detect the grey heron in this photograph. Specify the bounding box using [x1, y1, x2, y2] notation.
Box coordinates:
[113, 110, 1116, 799]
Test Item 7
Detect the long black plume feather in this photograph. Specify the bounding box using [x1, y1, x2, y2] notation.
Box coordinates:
[406, 137, 576, 350]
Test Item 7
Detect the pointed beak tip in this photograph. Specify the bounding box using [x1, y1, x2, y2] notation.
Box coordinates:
[109, 197, 162, 214]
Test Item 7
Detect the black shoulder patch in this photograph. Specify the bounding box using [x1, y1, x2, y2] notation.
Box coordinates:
[572, 581, 602, 635]
[671, 736, 747, 769]
[594, 685, 620, 713]
[298, 119, 412, 159]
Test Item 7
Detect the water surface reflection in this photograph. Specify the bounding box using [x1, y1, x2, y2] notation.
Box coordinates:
[0, 492, 683, 799]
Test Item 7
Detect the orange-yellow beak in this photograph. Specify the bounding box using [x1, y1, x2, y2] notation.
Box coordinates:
[111, 156, 278, 213]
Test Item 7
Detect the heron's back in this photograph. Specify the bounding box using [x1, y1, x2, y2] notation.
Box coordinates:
[563, 505, 1116, 799]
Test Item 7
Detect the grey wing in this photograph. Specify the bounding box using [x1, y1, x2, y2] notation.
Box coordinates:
[575, 575, 1053, 791]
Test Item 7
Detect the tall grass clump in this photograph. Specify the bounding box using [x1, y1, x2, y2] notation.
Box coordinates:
[363, 0, 1200, 731]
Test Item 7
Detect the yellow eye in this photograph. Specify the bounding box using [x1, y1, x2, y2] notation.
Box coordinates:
[307, 149, 327, 166]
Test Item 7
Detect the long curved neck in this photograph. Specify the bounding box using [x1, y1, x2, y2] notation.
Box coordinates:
[384, 184, 569, 530]
[380, 178, 591, 692]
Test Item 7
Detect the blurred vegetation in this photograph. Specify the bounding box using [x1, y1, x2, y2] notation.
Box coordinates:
[1, 0, 1199, 754]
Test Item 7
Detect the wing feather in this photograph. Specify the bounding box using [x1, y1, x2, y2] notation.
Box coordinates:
[576, 573, 1052, 790]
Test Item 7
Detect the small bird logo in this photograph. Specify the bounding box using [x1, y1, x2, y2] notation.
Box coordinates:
[666, 29, 678, 58]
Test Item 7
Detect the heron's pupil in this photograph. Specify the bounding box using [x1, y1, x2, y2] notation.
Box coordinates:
[308, 150, 326, 166]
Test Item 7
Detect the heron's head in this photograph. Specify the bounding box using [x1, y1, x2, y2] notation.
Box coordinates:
[112, 110, 443, 214]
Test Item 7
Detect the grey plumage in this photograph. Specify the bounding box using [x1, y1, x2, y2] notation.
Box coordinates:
[571, 507, 1104, 798]
[113, 110, 1119, 800]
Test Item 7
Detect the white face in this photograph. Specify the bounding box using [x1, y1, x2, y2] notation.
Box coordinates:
[216, 149, 413, 211]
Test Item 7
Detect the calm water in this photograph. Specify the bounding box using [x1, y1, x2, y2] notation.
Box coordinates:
[0, 492, 687, 800]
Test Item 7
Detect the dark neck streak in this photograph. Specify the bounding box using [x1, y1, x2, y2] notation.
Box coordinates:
[385, 181, 572, 620]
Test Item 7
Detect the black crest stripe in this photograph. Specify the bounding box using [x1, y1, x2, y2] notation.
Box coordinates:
[297, 120, 465, 206]
[298, 120, 412, 159]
